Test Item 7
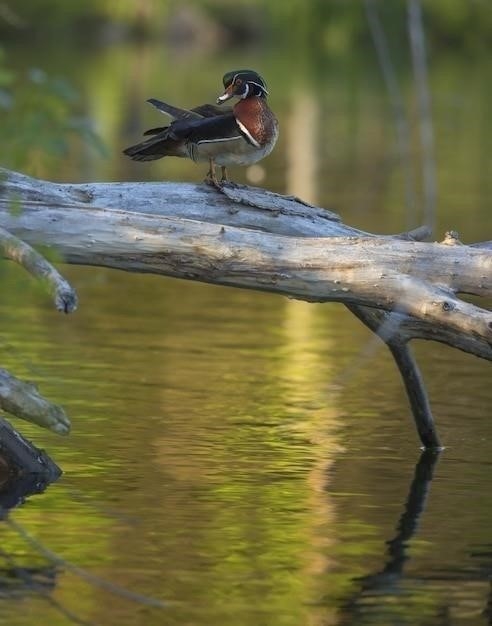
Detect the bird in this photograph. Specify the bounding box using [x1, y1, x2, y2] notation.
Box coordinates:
[123, 70, 279, 186]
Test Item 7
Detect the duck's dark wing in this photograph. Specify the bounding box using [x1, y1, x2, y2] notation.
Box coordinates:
[167, 112, 240, 143]
[143, 126, 168, 136]
[142, 99, 233, 136]
[123, 112, 241, 162]
[147, 98, 232, 120]
[192, 103, 233, 118]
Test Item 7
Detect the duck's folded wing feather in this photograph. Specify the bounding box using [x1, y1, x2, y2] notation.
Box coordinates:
[143, 101, 234, 136]
[147, 98, 203, 121]
[143, 126, 168, 136]
[169, 113, 241, 144]
[191, 104, 233, 118]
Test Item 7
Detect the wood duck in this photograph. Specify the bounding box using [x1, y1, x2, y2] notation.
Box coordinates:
[123, 70, 278, 185]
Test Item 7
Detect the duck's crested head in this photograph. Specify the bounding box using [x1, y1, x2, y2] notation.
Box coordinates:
[216, 70, 268, 104]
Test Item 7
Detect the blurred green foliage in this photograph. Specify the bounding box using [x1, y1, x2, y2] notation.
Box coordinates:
[0, 49, 106, 176]
[0, 0, 490, 52]
[0, 0, 490, 182]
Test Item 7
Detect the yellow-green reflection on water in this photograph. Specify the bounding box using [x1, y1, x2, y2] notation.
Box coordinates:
[1, 265, 348, 625]
[0, 33, 491, 626]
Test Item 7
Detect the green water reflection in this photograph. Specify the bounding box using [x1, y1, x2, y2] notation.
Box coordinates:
[0, 19, 491, 626]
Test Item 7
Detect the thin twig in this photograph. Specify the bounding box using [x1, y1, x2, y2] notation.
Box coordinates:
[364, 0, 418, 228]
[407, 0, 438, 231]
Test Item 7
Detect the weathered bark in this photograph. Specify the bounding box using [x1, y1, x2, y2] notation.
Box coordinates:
[1, 169, 490, 356]
[0, 168, 490, 447]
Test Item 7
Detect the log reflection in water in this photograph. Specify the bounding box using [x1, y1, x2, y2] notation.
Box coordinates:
[339, 449, 441, 624]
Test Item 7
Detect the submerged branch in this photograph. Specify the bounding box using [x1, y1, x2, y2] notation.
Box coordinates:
[347, 304, 441, 449]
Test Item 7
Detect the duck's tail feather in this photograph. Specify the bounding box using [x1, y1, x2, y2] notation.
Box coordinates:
[123, 132, 184, 162]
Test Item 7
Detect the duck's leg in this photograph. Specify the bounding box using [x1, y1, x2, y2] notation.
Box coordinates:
[204, 158, 219, 186]
[220, 166, 228, 182]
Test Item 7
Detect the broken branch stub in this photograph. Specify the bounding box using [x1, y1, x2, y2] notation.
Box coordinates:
[0, 369, 70, 435]
[0, 225, 78, 313]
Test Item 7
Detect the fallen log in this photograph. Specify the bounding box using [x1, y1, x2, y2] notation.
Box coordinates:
[0, 168, 491, 448]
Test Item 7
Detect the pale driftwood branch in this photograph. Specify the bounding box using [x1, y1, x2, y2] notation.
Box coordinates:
[0, 225, 77, 313]
[0, 168, 490, 448]
[0, 193, 489, 350]
[0, 369, 70, 434]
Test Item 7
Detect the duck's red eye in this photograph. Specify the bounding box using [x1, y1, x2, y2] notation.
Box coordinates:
[235, 78, 243, 86]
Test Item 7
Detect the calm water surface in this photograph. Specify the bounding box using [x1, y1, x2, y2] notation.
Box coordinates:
[0, 35, 491, 626]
